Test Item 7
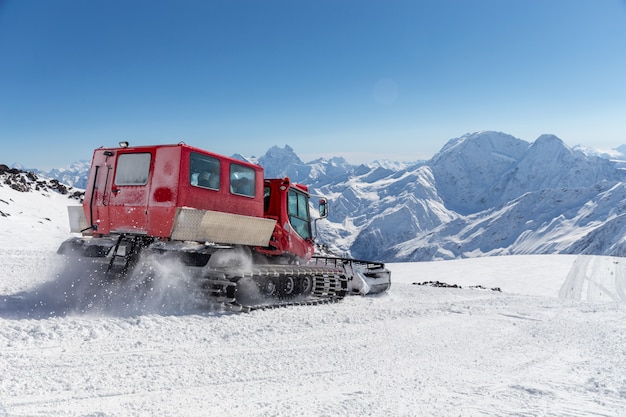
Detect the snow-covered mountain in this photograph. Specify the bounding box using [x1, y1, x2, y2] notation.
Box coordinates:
[0, 165, 83, 251]
[22, 160, 92, 189]
[259, 132, 626, 262]
[11, 131, 626, 263]
[368, 132, 626, 262]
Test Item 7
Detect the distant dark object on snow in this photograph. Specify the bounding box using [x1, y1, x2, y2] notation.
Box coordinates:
[413, 281, 501, 292]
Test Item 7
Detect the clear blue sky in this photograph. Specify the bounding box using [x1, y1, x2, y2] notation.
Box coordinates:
[1, 0, 626, 169]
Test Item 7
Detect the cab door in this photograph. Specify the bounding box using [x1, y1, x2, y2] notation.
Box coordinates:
[107, 151, 152, 234]
[286, 187, 314, 259]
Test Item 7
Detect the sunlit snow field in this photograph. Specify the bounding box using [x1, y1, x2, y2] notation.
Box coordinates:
[1, 181, 625, 416]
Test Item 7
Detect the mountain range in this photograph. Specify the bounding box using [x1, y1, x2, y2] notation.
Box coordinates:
[15, 131, 626, 262]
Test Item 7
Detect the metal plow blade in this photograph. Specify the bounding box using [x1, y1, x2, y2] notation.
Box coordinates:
[351, 265, 391, 295]
[310, 256, 391, 295]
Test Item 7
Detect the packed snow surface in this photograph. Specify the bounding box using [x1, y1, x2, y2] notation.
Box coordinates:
[1, 170, 626, 416]
[2, 252, 626, 416]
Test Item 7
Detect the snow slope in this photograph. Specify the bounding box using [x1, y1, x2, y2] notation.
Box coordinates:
[1, 162, 626, 416]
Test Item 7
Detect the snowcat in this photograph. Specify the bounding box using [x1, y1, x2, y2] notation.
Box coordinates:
[57, 142, 390, 310]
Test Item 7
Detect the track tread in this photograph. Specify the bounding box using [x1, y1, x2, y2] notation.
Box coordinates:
[200, 263, 348, 311]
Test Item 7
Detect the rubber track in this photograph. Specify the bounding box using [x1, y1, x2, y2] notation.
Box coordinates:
[201, 263, 349, 311]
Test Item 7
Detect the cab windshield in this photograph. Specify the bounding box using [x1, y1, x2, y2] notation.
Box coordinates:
[287, 188, 312, 240]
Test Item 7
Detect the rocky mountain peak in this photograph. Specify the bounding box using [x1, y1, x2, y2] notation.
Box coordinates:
[0, 164, 83, 201]
[258, 145, 303, 167]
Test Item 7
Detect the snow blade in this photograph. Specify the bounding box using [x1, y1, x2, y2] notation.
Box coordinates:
[310, 256, 391, 295]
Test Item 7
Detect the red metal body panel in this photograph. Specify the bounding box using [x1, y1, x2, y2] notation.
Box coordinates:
[259, 178, 314, 261]
[176, 145, 264, 217]
[82, 143, 265, 239]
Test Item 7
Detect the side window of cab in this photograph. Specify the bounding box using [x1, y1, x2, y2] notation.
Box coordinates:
[287, 188, 312, 240]
[190, 153, 220, 190]
[230, 164, 255, 197]
[115, 153, 151, 185]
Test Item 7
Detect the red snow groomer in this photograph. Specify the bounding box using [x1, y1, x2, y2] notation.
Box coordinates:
[58, 142, 390, 310]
